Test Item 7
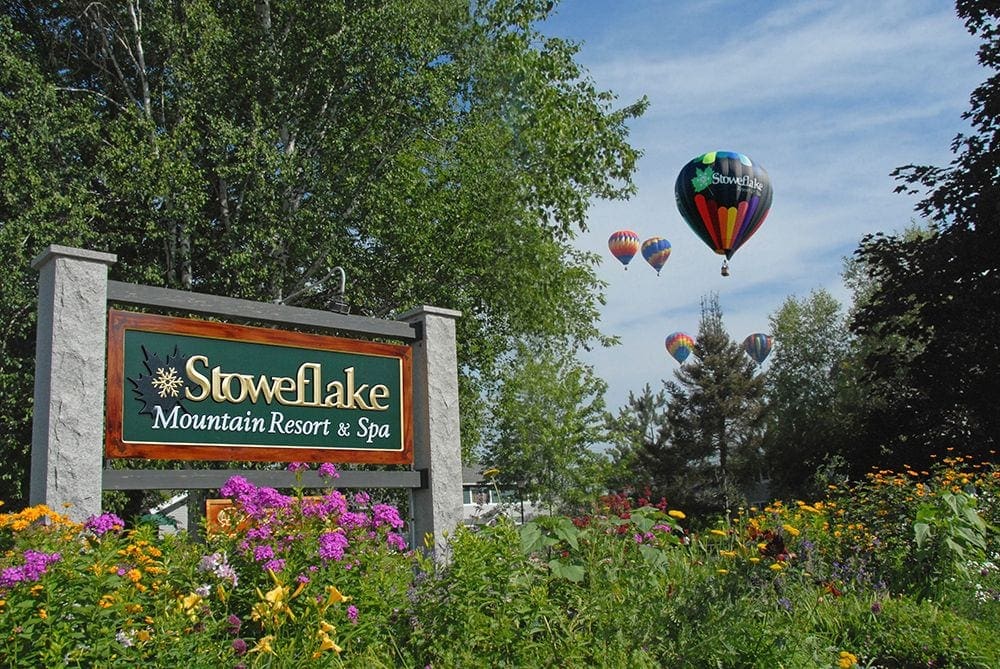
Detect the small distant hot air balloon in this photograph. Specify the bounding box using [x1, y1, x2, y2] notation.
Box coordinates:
[743, 333, 773, 365]
[641, 237, 672, 275]
[608, 230, 641, 269]
[674, 151, 773, 276]
[665, 332, 696, 364]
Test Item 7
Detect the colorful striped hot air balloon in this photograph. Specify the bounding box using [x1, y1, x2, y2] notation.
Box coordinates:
[665, 332, 696, 364]
[742, 333, 773, 365]
[608, 230, 641, 269]
[641, 237, 672, 275]
[674, 151, 772, 275]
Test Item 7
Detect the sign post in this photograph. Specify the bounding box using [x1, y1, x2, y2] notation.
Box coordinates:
[30, 245, 464, 556]
[30, 246, 117, 521]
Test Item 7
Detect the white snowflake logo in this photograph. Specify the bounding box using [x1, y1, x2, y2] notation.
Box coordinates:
[150, 367, 184, 398]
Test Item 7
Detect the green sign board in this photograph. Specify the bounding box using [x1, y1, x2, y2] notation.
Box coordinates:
[106, 310, 413, 464]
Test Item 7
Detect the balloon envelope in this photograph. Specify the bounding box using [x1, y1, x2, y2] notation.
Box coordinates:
[743, 333, 773, 364]
[641, 237, 672, 274]
[665, 331, 696, 363]
[674, 151, 772, 260]
[608, 230, 641, 268]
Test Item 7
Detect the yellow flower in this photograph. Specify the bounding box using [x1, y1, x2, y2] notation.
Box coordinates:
[716, 569, 729, 575]
[251, 635, 276, 656]
[312, 630, 343, 658]
[719, 550, 737, 558]
[769, 563, 784, 571]
[668, 509, 686, 519]
[98, 594, 115, 609]
[320, 585, 351, 612]
[709, 529, 727, 537]
[38, 608, 47, 619]
[136, 629, 152, 643]
[127, 568, 142, 584]
[482, 467, 500, 478]
[180, 592, 203, 619]
[748, 557, 761, 564]
[252, 583, 295, 622]
[782, 524, 800, 537]
[838, 650, 858, 668]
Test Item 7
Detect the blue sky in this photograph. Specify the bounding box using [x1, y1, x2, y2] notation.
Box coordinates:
[541, 0, 984, 412]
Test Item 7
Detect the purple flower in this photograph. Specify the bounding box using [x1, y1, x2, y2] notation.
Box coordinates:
[777, 597, 792, 612]
[1, 550, 61, 588]
[253, 545, 275, 562]
[217, 563, 238, 587]
[386, 533, 408, 551]
[347, 604, 359, 623]
[220, 476, 291, 519]
[227, 614, 242, 635]
[84, 513, 125, 536]
[220, 475, 255, 499]
[339, 511, 368, 529]
[353, 491, 371, 507]
[232, 638, 248, 656]
[318, 462, 340, 479]
[262, 558, 286, 573]
[871, 601, 882, 614]
[318, 531, 350, 562]
[199, 552, 223, 571]
[286, 462, 309, 472]
[372, 503, 404, 530]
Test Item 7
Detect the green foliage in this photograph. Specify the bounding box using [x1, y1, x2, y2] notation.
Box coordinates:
[481, 342, 609, 512]
[2, 456, 999, 667]
[850, 1, 1000, 467]
[0, 0, 646, 502]
[604, 384, 669, 492]
[764, 289, 864, 496]
[914, 490, 992, 592]
[640, 294, 766, 514]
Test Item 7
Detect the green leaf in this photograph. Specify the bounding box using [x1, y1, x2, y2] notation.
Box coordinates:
[552, 517, 581, 551]
[548, 558, 585, 582]
[914, 521, 932, 549]
[638, 543, 669, 573]
[520, 522, 543, 553]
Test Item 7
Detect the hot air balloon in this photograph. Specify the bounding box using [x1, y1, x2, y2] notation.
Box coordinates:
[743, 333, 773, 365]
[665, 332, 696, 364]
[674, 151, 772, 276]
[608, 230, 641, 269]
[641, 237, 672, 275]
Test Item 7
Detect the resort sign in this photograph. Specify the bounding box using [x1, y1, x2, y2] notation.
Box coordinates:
[105, 310, 412, 464]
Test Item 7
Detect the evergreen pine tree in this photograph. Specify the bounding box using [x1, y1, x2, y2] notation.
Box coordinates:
[642, 294, 766, 514]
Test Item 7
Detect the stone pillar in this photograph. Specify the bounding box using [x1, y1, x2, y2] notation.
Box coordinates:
[30, 245, 117, 521]
[401, 305, 463, 558]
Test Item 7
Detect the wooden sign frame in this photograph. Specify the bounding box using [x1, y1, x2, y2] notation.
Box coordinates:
[105, 310, 413, 464]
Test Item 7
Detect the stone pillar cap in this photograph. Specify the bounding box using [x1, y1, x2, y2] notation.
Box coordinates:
[31, 245, 117, 270]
